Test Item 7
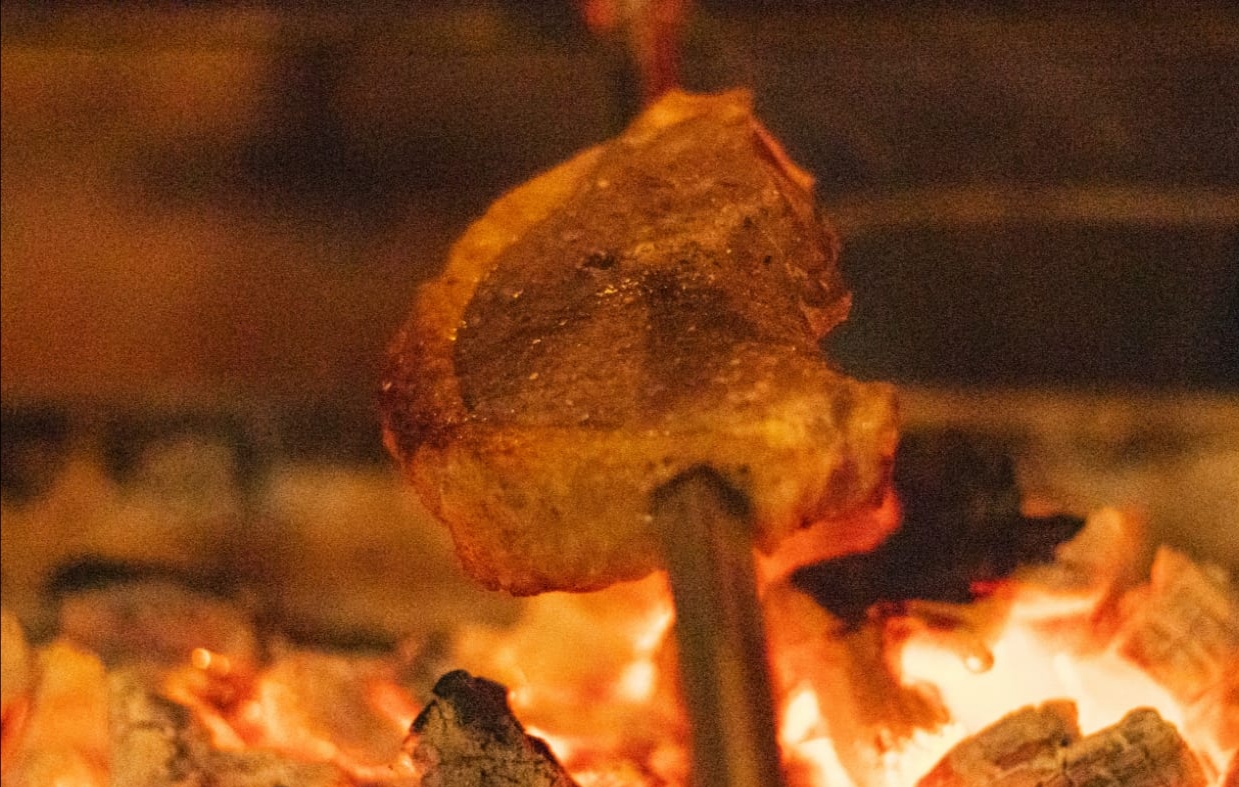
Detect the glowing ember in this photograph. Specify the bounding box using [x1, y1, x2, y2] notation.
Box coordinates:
[2, 507, 1234, 786]
[167, 647, 422, 784]
[3, 642, 109, 787]
[451, 573, 686, 784]
[761, 508, 1237, 787]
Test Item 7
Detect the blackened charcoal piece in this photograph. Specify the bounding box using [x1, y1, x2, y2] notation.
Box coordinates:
[887, 430, 1083, 588]
[793, 429, 1085, 626]
[893, 429, 1022, 547]
[411, 670, 578, 787]
[101, 410, 265, 498]
[1, 404, 72, 504]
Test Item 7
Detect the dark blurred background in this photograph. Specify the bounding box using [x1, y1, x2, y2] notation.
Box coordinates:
[2, 1, 1237, 418]
[2, 2, 1237, 634]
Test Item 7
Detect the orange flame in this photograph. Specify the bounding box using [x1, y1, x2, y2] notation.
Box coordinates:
[766, 508, 1237, 787]
[167, 646, 422, 784]
[11, 506, 1232, 787]
[442, 506, 1235, 786]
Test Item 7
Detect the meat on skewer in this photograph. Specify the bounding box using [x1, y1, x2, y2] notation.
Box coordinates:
[380, 89, 898, 595]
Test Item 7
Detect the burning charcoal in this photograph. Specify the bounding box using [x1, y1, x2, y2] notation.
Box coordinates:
[109, 667, 207, 787]
[1116, 547, 1239, 704]
[109, 667, 354, 787]
[764, 583, 949, 786]
[918, 701, 1081, 787]
[1059, 708, 1207, 787]
[1114, 547, 1239, 769]
[4, 641, 110, 787]
[0, 403, 71, 505]
[49, 559, 259, 668]
[919, 702, 1207, 787]
[792, 429, 1085, 626]
[1, 608, 32, 724]
[199, 752, 352, 787]
[410, 669, 579, 787]
[1226, 752, 1237, 787]
[241, 649, 416, 770]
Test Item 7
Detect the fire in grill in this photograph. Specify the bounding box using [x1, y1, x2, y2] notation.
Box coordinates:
[2, 398, 1237, 786]
[3, 5, 1239, 786]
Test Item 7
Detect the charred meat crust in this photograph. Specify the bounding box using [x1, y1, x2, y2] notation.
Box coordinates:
[380, 90, 897, 594]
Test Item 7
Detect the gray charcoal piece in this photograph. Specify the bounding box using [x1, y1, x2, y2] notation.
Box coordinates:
[412, 670, 578, 787]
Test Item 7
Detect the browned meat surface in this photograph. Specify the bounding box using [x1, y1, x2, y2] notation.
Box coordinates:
[381, 90, 897, 594]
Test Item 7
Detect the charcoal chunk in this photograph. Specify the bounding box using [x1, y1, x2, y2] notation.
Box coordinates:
[411, 670, 578, 787]
[793, 429, 1085, 625]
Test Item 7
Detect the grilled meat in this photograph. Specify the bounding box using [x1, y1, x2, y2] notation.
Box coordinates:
[381, 90, 897, 594]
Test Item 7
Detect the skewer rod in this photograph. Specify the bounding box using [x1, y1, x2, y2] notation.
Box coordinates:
[651, 466, 787, 787]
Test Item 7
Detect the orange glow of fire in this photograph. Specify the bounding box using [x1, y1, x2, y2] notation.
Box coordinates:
[2, 642, 110, 787]
[767, 508, 1237, 787]
[451, 573, 688, 786]
[367, 506, 1225, 787]
[166, 646, 422, 784]
[434, 505, 1234, 787]
[20, 505, 1232, 787]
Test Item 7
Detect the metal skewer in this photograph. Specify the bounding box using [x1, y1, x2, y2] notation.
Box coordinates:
[651, 466, 787, 787]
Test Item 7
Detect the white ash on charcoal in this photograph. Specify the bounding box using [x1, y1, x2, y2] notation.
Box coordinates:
[109, 667, 353, 787]
[1, 399, 524, 648]
[0, 402, 264, 636]
[918, 701, 1207, 787]
[1116, 547, 1239, 704]
[1114, 546, 1239, 764]
[409, 670, 578, 787]
[917, 701, 1078, 787]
